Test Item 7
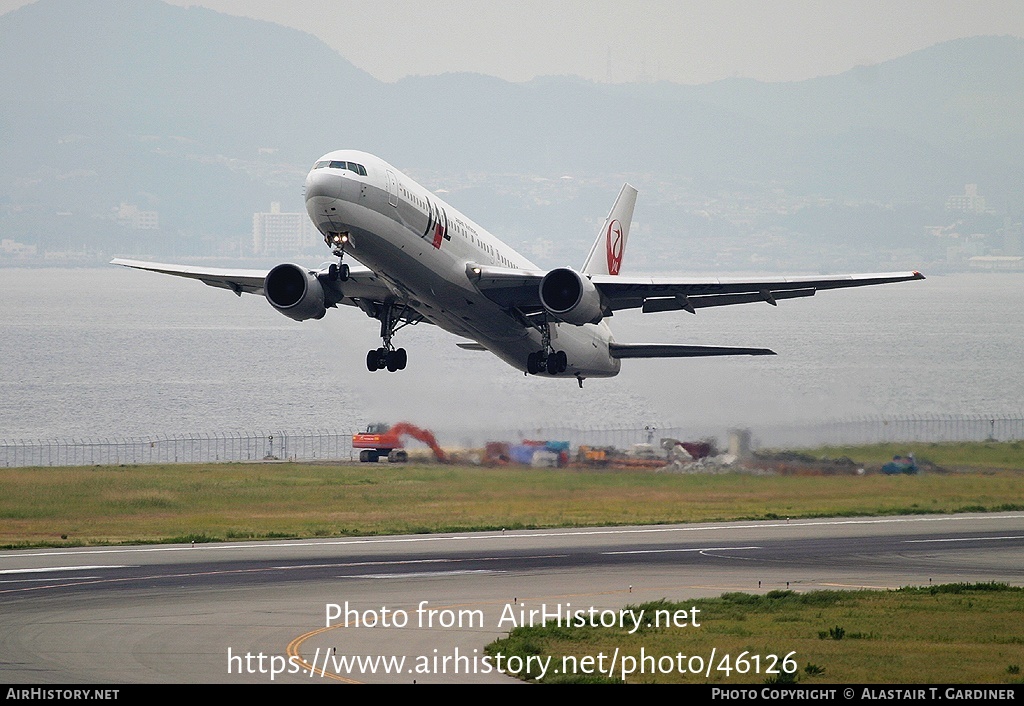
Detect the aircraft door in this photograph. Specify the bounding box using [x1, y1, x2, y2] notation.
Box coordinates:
[385, 170, 398, 207]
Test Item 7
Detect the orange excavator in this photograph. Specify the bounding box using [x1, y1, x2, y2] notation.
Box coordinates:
[352, 422, 447, 463]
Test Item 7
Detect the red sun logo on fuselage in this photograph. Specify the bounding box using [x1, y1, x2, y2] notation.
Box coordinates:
[606, 219, 623, 275]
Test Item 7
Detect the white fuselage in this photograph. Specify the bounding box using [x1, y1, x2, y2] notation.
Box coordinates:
[304, 150, 620, 378]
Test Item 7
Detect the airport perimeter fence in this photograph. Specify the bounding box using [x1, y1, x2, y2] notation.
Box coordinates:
[0, 430, 355, 468]
[750, 413, 1024, 450]
[527, 414, 1024, 453]
[2, 414, 1022, 468]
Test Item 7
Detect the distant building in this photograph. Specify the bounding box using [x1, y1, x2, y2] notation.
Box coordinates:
[252, 202, 313, 255]
[117, 203, 159, 230]
[0, 238, 37, 258]
[968, 256, 1024, 271]
[1002, 218, 1022, 257]
[945, 184, 987, 213]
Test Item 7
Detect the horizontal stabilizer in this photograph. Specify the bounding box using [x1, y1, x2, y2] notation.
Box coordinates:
[609, 343, 776, 359]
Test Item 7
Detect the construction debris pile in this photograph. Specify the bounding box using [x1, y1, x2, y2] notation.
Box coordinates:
[353, 423, 931, 475]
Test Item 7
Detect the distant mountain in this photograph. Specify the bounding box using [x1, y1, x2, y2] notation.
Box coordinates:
[1, 0, 1021, 257]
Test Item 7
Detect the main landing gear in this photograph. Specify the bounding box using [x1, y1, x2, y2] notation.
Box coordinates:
[366, 300, 418, 373]
[367, 346, 407, 372]
[526, 349, 567, 375]
[524, 313, 568, 376]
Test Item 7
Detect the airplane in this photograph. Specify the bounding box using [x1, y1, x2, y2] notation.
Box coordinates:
[112, 149, 924, 388]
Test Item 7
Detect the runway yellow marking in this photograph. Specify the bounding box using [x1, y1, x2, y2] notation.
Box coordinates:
[287, 626, 362, 684]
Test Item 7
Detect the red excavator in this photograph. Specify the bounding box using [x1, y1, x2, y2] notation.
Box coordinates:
[352, 422, 446, 463]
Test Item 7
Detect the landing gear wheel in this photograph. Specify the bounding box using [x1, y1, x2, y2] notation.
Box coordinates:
[366, 350, 378, 372]
[328, 263, 339, 281]
[376, 347, 388, 370]
[386, 350, 399, 372]
[527, 351, 540, 375]
[547, 351, 560, 375]
[395, 348, 407, 370]
[339, 263, 350, 281]
[545, 350, 568, 375]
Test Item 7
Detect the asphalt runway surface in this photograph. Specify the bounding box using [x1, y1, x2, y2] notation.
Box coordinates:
[1, 512, 1022, 684]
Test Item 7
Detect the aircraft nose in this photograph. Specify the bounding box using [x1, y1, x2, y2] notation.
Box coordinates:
[305, 168, 343, 201]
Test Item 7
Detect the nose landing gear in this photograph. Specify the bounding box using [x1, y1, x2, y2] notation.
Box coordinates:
[328, 262, 350, 282]
[326, 232, 350, 281]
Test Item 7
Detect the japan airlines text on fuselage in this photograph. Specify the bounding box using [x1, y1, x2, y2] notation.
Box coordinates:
[304, 150, 622, 378]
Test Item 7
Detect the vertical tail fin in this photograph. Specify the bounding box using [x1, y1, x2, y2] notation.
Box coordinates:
[582, 183, 637, 276]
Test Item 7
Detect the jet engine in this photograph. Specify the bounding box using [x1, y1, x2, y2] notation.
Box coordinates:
[538, 267, 604, 325]
[264, 263, 327, 321]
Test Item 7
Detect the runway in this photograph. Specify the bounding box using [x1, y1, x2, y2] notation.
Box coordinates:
[1, 512, 1022, 683]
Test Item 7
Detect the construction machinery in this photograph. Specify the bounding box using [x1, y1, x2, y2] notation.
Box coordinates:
[352, 422, 446, 463]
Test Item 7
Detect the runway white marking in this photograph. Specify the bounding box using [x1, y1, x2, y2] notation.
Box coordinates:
[0, 565, 127, 574]
[0, 576, 101, 584]
[903, 535, 1024, 544]
[603, 546, 761, 555]
[273, 555, 566, 571]
[343, 570, 503, 579]
[1, 514, 1021, 562]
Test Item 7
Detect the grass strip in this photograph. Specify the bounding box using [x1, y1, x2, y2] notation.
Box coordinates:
[775, 440, 1024, 471]
[0, 444, 1022, 547]
[485, 584, 1024, 684]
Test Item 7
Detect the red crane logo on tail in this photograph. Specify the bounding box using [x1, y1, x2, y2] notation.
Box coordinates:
[606, 219, 623, 275]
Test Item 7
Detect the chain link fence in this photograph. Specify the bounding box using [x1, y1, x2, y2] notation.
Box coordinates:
[2, 414, 1022, 467]
[748, 414, 1024, 450]
[521, 414, 1024, 452]
[0, 430, 354, 468]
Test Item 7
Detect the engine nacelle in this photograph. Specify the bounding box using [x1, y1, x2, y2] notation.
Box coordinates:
[539, 267, 604, 325]
[264, 263, 327, 321]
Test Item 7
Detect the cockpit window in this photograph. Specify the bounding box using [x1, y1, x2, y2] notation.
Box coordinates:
[313, 160, 367, 176]
[338, 161, 367, 176]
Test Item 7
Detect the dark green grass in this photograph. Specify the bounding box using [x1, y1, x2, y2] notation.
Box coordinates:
[1, 444, 1022, 547]
[486, 584, 1024, 684]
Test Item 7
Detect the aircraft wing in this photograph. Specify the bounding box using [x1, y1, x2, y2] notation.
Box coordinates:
[593, 271, 925, 314]
[111, 258, 270, 295]
[110, 259, 397, 313]
[468, 265, 924, 315]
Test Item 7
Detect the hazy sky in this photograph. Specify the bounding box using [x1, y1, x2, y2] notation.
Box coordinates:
[3, 0, 1024, 83]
